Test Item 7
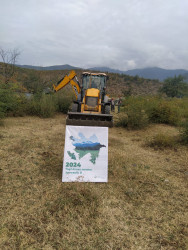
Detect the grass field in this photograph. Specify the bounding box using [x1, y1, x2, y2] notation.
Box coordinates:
[0, 115, 188, 249]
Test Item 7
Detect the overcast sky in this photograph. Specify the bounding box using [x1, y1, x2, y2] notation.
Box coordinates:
[0, 0, 188, 70]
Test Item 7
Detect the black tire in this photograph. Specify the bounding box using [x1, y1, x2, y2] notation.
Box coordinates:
[72, 103, 78, 112]
[104, 105, 110, 114]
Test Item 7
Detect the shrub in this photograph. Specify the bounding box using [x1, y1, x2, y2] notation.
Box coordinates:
[180, 120, 188, 145]
[118, 96, 187, 129]
[116, 97, 149, 129]
[0, 87, 18, 114]
[27, 94, 57, 118]
[147, 101, 180, 126]
[115, 113, 128, 127]
[26, 95, 40, 116]
[126, 107, 149, 129]
[160, 75, 188, 98]
[0, 84, 73, 119]
[0, 105, 4, 125]
[170, 98, 188, 119]
[39, 94, 57, 118]
[56, 92, 73, 114]
[0, 86, 28, 117]
[146, 134, 177, 150]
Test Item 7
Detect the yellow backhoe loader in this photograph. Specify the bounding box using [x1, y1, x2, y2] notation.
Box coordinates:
[53, 70, 113, 127]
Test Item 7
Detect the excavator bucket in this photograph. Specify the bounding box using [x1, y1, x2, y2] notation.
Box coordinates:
[66, 112, 113, 127]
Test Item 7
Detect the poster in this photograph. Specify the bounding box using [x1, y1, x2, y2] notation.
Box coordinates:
[62, 126, 108, 182]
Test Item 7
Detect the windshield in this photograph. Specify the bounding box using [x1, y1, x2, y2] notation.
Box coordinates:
[82, 75, 106, 90]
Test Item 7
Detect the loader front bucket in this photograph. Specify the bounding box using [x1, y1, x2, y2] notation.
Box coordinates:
[66, 112, 113, 127]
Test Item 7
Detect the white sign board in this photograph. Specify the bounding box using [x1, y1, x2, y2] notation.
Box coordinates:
[62, 126, 108, 182]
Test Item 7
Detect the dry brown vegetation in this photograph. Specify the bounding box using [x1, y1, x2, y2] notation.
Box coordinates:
[0, 63, 162, 97]
[0, 115, 188, 249]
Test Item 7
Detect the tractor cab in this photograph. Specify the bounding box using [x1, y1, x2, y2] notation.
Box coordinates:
[82, 72, 107, 91]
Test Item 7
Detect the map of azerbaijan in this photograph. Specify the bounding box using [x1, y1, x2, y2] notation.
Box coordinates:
[68, 133, 106, 164]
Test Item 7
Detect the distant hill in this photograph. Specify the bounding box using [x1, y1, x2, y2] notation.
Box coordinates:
[16, 64, 188, 82]
[124, 67, 188, 82]
[89, 66, 188, 82]
[88, 66, 123, 74]
[16, 64, 81, 71]
[182, 72, 188, 82]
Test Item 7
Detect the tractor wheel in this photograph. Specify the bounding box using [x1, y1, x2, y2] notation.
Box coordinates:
[104, 105, 110, 114]
[72, 103, 78, 112]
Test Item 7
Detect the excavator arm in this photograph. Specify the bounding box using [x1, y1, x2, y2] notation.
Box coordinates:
[53, 70, 81, 99]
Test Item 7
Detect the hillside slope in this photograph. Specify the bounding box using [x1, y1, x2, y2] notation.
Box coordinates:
[0, 63, 162, 96]
[15, 64, 188, 81]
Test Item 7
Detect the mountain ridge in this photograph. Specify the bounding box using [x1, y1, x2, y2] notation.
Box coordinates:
[16, 64, 81, 71]
[16, 64, 188, 82]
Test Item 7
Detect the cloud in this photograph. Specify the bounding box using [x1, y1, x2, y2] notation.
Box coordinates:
[0, 0, 188, 70]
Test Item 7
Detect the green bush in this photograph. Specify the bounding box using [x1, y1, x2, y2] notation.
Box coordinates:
[123, 96, 182, 125]
[170, 98, 188, 119]
[146, 134, 177, 150]
[147, 101, 180, 126]
[0, 86, 28, 117]
[56, 92, 73, 114]
[126, 107, 149, 129]
[0, 87, 18, 114]
[27, 94, 57, 118]
[160, 75, 188, 98]
[115, 113, 128, 127]
[39, 95, 57, 118]
[180, 120, 188, 144]
[116, 97, 149, 129]
[0, 84, 74, 119]
[117, 96, 188, 129]
[26, 91, 73, 118]
[0, 105, 4, 126]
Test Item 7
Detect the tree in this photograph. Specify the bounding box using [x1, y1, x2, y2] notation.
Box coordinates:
[123, 86, 132, 97]
[160, 75, 188, 98]
[0, 48, 21, 84]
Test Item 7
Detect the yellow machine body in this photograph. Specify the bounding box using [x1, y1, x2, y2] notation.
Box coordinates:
[53, 70, 113, 127]
[81, 88, 101, 113]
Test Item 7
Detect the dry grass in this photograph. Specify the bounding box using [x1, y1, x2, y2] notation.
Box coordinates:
[0, 115, 188, 249]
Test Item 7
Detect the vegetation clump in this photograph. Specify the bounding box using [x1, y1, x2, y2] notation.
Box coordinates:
[116, 95, 188, 129]
[126, 107, 148, 129]
[0, 108, 4, 125]
[0, 84, 28, 117]
[145, 133, 177, 150]
[147, 101, 180, 126]
[160, 75, 188, 98]
[56, 92, 73, 114]
[0, 82, 73, 120]
[116, 96, 149, 129]
[28, 94, 57, 118]
[180, 120, 188, 145]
